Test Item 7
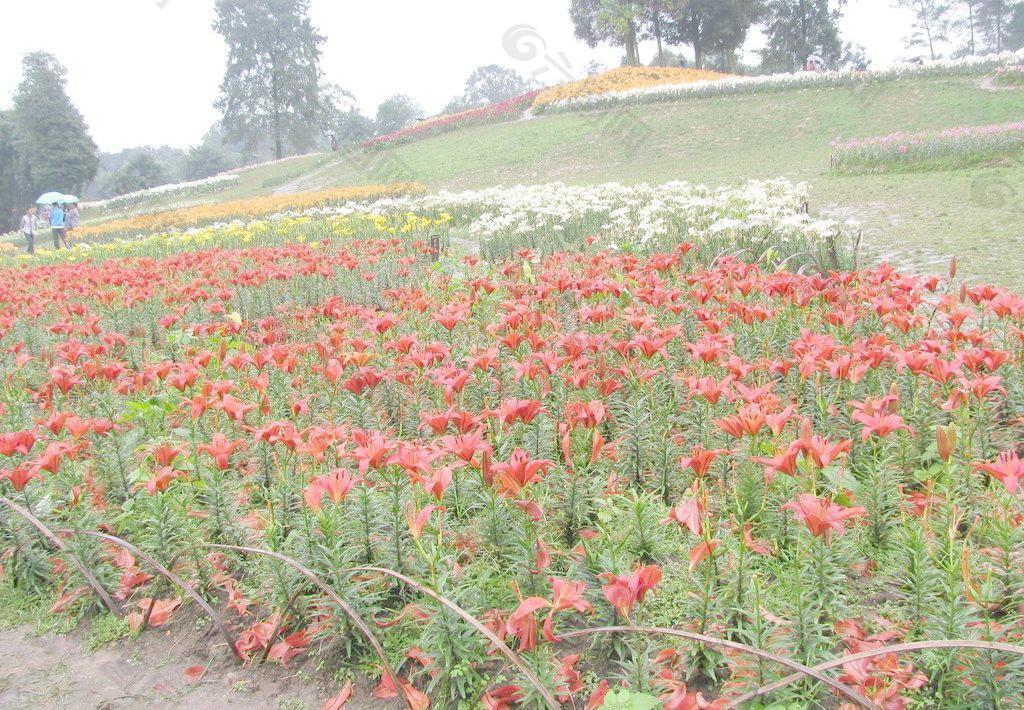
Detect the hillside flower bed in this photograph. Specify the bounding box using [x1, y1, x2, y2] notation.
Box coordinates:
[2, 208, 1024, 707]
[364, 90, 541, 151]
[831, 120, 1024, 173]
[82, 173, 242, 211]
[72, 182, 426, 240]
[532, 66, 729, 109]
[54, 179, 851, 272]
[537, 50, 1024, 113]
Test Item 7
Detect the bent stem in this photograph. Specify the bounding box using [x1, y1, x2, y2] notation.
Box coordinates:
[726, 638, 1024, 708]
[559, 625, 878, 710]
[0, 497, 118, 615]
[59, 529, 242, 660]
[349, 564, 560, 710]
[207, 543, 411, 709]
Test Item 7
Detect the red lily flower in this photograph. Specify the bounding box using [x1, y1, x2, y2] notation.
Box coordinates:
[600, 564, 662, 620]
[974, 450, 1024, 494]
[491, 449, 552, 497]
[782, 494, 867, 542]
[679, 445, 727, 478]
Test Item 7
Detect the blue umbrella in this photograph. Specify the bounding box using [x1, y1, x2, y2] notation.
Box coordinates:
[36, 192, 67, 205]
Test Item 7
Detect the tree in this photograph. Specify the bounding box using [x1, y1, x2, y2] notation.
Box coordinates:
[976, 0, 1023, 51]
[321, 84, 376, 145]
[0, 111, 25, 231]
[665, 0, 764, 70]
[760, 0, 846, 72]
[105, 152, 168, 197]
[571, 0, 644, 66]
[182, 144, 232, 181]
[642, 0, 678, 66]
[898, 0, 953, 60]
[841, 42, 872, 69]
[952, 0, 983, 55]
[461, 65, 532, 107]
[664, 0, 717, 69]
[1010, 2, 1024, 48]
[11, 52, 98, 197]
[213, 0, 324, 160]
[374, 95, 422, 136]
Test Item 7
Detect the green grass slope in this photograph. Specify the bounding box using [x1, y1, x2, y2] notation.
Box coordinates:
[296, 75, 1024, 286]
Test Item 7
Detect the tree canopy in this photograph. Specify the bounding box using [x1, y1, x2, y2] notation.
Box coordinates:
[11, 52, 98, 200]
[104, 152, 169, 197]
[665, 0, 765, 70]
[374, 94, 423, 135]
[571, 0, 645, 66]
[761, 0, 846, 72]
[213, 0, 325, 160]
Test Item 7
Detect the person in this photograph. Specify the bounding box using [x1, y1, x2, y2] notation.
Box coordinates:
[19, 206, 38, 254]
[49, 202, 68, 249]
[65, 201, 81, 242]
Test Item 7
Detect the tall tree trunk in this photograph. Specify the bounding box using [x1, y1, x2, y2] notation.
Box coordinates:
[273, 111, 282, 161]
[687, 10, 704, 70]
[626, 20, 640, 66]
[996, 0, 1004, 52]
[968, 4, 976, 54]
[271, 57, 283, 160]
[798, 0, 810, 69]
[653, 8, 664, 66]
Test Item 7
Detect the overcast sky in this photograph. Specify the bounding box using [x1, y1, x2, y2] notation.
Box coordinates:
[0, 0, 916, 153]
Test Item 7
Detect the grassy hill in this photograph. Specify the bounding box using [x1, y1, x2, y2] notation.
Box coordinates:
[308, 75, 1023, 286]
[98, 73, 1024, 285]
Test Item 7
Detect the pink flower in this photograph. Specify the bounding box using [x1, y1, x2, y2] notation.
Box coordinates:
[782, 494, 866, 542]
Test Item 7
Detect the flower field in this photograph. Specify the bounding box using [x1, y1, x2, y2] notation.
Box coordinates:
[364, 90, 541, 151]
[831, 121, 1024, 174]
[2, 182, 1024, 708]
[532, 67, 729, 109]
[535, 51, 1024, 114]
[73, 183, 425, 241]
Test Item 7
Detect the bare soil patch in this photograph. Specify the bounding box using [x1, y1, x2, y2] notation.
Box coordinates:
[0, 613, 394, 710]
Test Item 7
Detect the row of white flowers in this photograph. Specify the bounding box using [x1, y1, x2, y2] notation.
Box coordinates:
[80, 153, 331, 212]
[222, 151, 325, 174]
[280, 179, 847, 252]
[537, 50, 1024, 113]
[81, 173, 241, 211]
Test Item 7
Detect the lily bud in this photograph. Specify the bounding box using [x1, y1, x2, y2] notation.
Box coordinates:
[936, 424, 957, 463]
[948, 256, 958, 280]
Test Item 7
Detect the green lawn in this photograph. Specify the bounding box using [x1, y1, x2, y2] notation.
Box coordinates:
[297, 75, 1024, 286]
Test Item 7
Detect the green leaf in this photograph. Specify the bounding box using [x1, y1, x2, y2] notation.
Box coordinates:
[601, 689, 660, 710]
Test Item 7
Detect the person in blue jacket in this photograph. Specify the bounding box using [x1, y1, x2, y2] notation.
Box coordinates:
[49, 202, 68, 249]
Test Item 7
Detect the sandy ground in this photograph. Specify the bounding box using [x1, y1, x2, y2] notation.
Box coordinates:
[0, 616, 395, 710]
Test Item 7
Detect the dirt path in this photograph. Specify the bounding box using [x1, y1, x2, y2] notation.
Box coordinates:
[273, 158, 347, 196]
[817, 200, 952, 276]
[977, 75, 1021, 92]
[0, 618, 394, 710]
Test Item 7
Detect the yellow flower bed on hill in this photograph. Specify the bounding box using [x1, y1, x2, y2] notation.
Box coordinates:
[75, 182, 426, 239]
[534, 66, 730, 107]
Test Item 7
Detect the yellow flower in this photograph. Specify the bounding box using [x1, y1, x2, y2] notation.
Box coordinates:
[534, 66, 730, 107]
[76, 182, 426, 240]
